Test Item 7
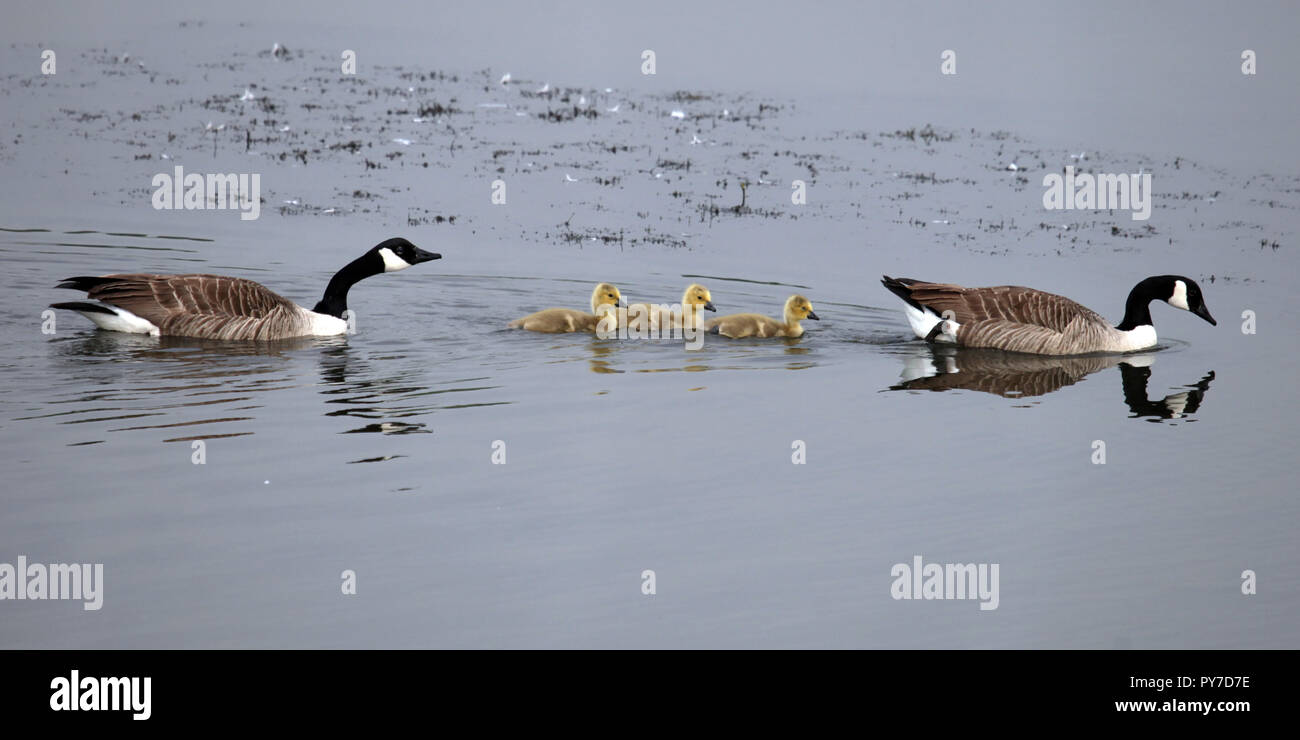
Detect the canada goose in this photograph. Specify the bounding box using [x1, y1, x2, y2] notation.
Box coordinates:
[881, 275, 1215, 355]
[507, 282, 623, 333]
[626, 283, 716, 330]
[704, 294, 819, 338]
[50, 237, 440, 340]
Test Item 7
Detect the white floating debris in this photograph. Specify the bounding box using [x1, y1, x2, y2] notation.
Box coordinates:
[931, 219, 951, 225]
[320, 208, 336, 214]
[283, 199, 300, 205]
[564, 173, 578, 182]
[604, 87, 613, 93]
[1070, 151, 1087, 161]
[606, 104, 620, 113]
[1006, 163, 1019, 171]
[412, 117, 426, 123]
[722, 109, 729, 117]
[536, 83, 550, 94]
[670, 109, 686, 119]
[279, 125, 291, 132]
[499, 72, 511, 85]
[239, 88, 256, 101]
[391, 138, 412, 146]
[160, 153, 172, 160]
[690, 134, 703, 145]
[578, 95, 587, 106]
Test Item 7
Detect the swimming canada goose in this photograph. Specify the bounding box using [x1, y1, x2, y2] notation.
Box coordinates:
[704, 294, 819, 338]
[50, 237, 440, 340]
[881, 275, 1215, 355]
[626, 283, 716, 330]
[507, 282, 623, 333]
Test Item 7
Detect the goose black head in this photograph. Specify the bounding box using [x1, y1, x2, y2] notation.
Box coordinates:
[313, 238, 441, 318]
[370, 237, 441, 273]
[1161, 275, 1216, 326]
[1120, 275, 1216, 331]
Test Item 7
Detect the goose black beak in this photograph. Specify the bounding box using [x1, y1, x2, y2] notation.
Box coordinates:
[1193, 303, 1216, 326]
[412, 248, 441, 264]
[807, 311, 821, 321]
[704, 301, 717, 312]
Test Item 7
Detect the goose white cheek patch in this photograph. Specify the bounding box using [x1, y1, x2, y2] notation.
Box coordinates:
[378, 247, 412, 272]
[1168, 280, 1189, 310]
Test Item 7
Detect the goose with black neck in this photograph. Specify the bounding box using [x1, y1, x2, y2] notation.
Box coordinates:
[51, 237, 440, 341]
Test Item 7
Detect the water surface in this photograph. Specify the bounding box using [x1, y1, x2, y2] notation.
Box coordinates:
[0, 2, 1296, 648]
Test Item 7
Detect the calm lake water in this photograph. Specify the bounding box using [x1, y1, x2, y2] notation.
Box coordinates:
[1, 1, 1296, 648]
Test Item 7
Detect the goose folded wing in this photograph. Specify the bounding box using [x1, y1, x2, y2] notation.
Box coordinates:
[957, 318, 1071, 354]
[86, 274, 297, 324]
[905, 283, 1098, 333]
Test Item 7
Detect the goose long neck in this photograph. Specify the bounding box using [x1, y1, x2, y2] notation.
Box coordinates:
[313, 253, 378, 318]
[1116, 279, 1157, 331]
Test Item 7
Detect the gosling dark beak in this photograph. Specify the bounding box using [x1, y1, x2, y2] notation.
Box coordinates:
[807, 311, 820, 321]
[412, 248, 441, 264]
[1193, 302, 1216, 326]
[704, 301, 716, 312]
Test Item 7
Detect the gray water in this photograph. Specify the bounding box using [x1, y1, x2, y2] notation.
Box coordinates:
[1, 1, 1297, 648]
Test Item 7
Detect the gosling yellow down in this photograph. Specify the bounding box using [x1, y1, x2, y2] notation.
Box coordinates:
[507, 283, 623, 333]
[625, 283, 716, 331]
[705, 294, 820, 338]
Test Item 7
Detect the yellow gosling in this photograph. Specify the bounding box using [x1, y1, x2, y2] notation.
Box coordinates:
[508, 282, 623, 333]
[625, 283, 716, 331]
[704, 294, 819, 338]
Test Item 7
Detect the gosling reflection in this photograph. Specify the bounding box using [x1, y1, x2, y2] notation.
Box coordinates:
[587, 342, 622, 374]
[890, 345, 1214, 419]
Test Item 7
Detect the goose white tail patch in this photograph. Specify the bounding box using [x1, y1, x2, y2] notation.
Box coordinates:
[79, 306, 160, 335]
[378, 247, 412, 272]
[902, 304, 939, 339]
[902, 303, 959, 343]
[1168, 280, 1189, 311]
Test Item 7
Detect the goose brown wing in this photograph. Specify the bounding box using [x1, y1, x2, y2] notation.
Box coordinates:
[902, 282, 1104, 333]
[81, 273, 302, 339]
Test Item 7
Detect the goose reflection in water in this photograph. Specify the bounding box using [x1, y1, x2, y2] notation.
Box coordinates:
[889, 345, 1214, 420]
[45, 333, 344, 443]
